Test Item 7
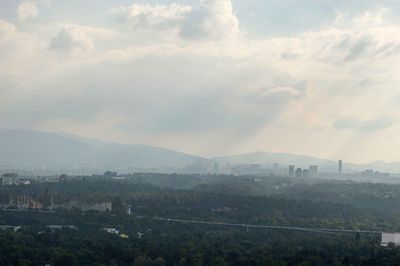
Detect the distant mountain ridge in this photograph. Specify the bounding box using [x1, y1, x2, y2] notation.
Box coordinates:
[213, 151, 333, 167]
[0, 129, 400, 174]
[0, 129, 201, 173]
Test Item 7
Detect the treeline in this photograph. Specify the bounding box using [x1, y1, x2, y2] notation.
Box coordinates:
[0, 221, 398, 266]
[1, 175, 400, 264]
[1, 177, 400, 231]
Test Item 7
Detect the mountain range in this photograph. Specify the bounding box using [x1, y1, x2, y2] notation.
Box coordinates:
[0, 129, 201, 173]
[0, 129, 399, 174]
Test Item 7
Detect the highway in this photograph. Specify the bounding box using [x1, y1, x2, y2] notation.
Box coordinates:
[155, 217, 382, 235]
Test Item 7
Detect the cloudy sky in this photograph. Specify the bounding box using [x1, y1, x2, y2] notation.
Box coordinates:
[1, 0, 400, 163]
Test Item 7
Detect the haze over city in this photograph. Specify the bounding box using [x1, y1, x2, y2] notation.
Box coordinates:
[2, 0, 400, 164]
[5, 1, 400, 265]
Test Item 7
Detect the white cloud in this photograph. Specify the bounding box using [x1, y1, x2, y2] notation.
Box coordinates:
[40, 0, 52, 7]
[277, 9, 400, 63]
[0, 19, 18, 40]
[113, 0, 240, 41]
[179, 0, 240, 40]
[0, 19, 45, 85]
[17, 1, 38, 22]
[113, 3, 192, 29]
[3, 3, 400, 161]
[17, 0, 52, 22]
[252, 85, 305, 104]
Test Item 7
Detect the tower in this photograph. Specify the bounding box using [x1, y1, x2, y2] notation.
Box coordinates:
[302, 169, 310, 178]
[295, 168, 303, 178]
[309, 165, 318, 177]
[338, 160, 343, 174]
[289, 165, 295, 177]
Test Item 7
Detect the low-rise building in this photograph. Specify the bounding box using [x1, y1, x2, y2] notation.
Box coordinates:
[0, 225, 21, 232]
[82, 202, 112, 212]
[381, 233, 400, 246]
[46, 225, 78, 233]
[103, 228, 119, 235]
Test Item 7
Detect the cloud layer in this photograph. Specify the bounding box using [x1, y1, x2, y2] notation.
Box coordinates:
[1, 1, 400, 163]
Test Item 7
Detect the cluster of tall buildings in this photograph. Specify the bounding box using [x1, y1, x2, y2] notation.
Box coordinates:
[289, 160, 344, 178]
[289, 165, 318, 178]
[361, 169, 390, 178]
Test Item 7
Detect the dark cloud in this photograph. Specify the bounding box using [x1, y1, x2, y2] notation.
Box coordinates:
[344, 37, 374, 61]
[49, 27, 93, 53]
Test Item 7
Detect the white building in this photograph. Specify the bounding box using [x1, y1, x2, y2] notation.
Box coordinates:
[83, 202, 112, 212]
[381, 233, 400, 246]
[103, 228, 119, 235]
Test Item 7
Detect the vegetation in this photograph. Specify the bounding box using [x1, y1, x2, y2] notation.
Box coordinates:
[1, 174, 400, 265]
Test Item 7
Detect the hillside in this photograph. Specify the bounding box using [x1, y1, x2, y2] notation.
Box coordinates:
[0, 129, 201, 173]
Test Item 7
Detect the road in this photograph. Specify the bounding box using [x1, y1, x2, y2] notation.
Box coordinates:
[155, 217, 382, 235]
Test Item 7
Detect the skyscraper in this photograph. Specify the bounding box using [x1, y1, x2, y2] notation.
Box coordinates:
[309, 165, 318, 177]
[302, 169, 310, 178]
[295, 168, 303, 178]
[289, 165, 295, 177]
[338, 160, 343, 174]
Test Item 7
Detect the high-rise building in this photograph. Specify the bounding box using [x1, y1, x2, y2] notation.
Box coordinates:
[302, 169, 310, 178]
[295, 168, 303, 178]
[289, 165, 295, 177]
[212, 163, 219, 174]
[362, 169, 374, 178]
[309, 165, 318, 177]
[338, 160, 343, 174]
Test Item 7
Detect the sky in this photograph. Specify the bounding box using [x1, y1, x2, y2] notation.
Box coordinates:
[1, 0, 400, 163]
